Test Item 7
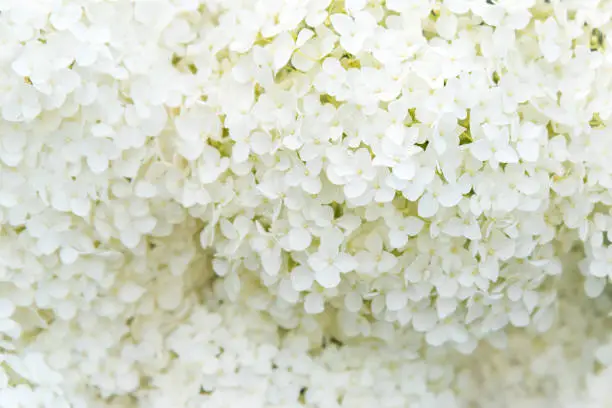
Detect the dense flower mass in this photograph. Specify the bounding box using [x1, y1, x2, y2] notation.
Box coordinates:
[3, 0, 612, 406]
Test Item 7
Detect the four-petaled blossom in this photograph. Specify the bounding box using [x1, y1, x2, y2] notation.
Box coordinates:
[307, 230, 358, 288]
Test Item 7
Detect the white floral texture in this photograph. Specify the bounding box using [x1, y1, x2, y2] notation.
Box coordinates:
[1, 0, 612, 406]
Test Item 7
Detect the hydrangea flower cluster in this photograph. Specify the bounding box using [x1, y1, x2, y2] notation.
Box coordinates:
[3, 0, 612, 406]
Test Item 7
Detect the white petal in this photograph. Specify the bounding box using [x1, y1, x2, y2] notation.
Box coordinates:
[425, 326, 447, 346]
[262, 250, 282, 276]
[292, 52, 315, 72]
[436, 13, 458, 40]
[341, 36, 365, 55]
[57, 301, 76, 320]
[412, 309, 437, 332]
[232, 141, 250, 163]
[296, 28, 314, 47]
[272, 32, 295, 72]
[288, 228, 311, 251]
[470, 140, 492, 161]
[389, 229, 408, 248]
[344, 179, 367, 198]
[334, 253, 358, 272]
[133, 216, 157, 234]
[251, 131, 273, 155]
[291, 266, 314, 291]
[465, 302, 484, 324]
[38, 234, 60, 255]
[278, 279, 299, 304]
[509, 307, 530, 327]
[437, 278, 458, 298]
[589, 261, 609, 278]
[304, 293, 324, 314]
[378, 252, 397, 272]
[59, 247, 79, 265]
[71, 198, 91, 217]
[175, 119, 198, 142]
[479, 258, 499, 281]
[364, 233, 383, 254]
[438, 185, 463, 207]
[534, 307, 555, 333]
[302, 177, 322, 194]
[315, 267, 341, 289]
[212, 258, 230, 277]
[386, 290, 408, 311]
[404, 216, 424, 235]
[0, 299, 15, 319]
[585, 276, 605, 298]
[418, 192, 439, 218]
[392, 160, 416, 180]
[495, 147, 519, 163]
[445, 0, 470, 13]
[330, 14, 353, 36]
[308, 253, 330, 272]
[541, 41, 561, 62]
[464, 223, 482, 240]
[346, 0, 366, 13]
[517, 140, 539, 162]
[344, 292, 363, 312]
[120, 229, 141, 249]
[436, 297, 457, 319]
[119, 282, 146, 303]
[443, 218, 464, 237]
[87, 154, 108, 174]
[354, 252, 377, 274]
[522, 291, 539, 313]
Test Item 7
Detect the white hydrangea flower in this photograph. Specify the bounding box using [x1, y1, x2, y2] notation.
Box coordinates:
[3, 0, 612, 405]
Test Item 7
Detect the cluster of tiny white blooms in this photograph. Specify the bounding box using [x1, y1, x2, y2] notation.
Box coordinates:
[455, 251, 612, 408]
[4, 0, 612, 405]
